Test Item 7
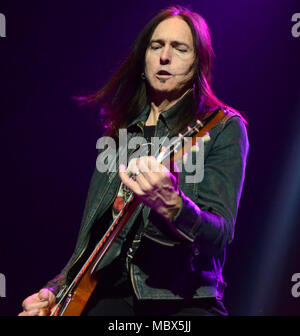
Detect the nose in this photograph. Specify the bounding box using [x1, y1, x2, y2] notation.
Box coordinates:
[160, 45, 172, 65]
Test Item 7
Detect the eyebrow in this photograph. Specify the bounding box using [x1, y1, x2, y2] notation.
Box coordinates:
[149, 39, 191, 49]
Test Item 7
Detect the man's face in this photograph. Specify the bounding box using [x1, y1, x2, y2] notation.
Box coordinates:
[145, 16, 195, 95]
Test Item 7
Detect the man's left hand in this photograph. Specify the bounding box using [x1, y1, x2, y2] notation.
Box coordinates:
[119, 156, 182, 221]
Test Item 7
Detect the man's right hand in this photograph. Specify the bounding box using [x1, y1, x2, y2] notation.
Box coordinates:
[18, 288, 56, 316]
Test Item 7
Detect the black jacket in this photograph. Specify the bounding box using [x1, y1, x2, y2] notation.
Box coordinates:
[45, 93, 249, 301]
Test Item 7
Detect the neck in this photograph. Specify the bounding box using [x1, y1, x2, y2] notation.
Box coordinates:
[146, 88, 192, 126]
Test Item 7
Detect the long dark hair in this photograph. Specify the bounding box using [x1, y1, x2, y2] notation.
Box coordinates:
[76, 5, 247, 136]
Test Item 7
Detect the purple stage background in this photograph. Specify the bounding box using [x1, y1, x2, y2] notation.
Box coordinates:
[0, 0, 299, 316]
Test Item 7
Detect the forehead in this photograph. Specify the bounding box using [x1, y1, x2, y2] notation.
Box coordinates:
[151, 16, 193, 45]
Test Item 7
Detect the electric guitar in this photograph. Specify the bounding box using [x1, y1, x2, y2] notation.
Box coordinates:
[51, 108, 225, 316]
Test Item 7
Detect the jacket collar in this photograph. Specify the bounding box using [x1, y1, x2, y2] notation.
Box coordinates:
[127, 90, 193, 132]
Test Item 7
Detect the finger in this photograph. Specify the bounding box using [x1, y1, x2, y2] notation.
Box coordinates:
[145, 156, 164, 173]
[38, 288, 49, 301]
[38, 288, 55, 304]
[119, 164, 144, 196]
[18, 309, 39, 316]
[135, 171, 153, 193]
[136, 157, 160, 187]
[145, 156, 179, 194]
[158, 155, 180, 187]
[23, 301, 49, 311]
[127, 157, 138, 176]
[144, 156, 174, 184]
[39, 289, 56, 308]
[22, 295, 39, 310]
[128, 157, 153, 191]
[27, 309, 40, 316]
[128, 158, 142, 175]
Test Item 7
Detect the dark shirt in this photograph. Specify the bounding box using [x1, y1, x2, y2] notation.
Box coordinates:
[143, 125, 156, 143]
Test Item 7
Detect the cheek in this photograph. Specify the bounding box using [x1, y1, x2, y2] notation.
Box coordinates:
[145, 52, 157, 74]
[174, 60, 195, 80]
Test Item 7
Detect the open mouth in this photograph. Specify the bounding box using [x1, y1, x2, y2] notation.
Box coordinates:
[156, 70, 172, 82]
[156, 70, 172, 76]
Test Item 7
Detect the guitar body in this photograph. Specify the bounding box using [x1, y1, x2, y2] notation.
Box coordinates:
[58, 267, 98, 316]
[52, 196, 141, 316]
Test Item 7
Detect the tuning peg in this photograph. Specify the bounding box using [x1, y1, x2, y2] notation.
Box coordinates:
[191, 143, 200, 152]
[196, 119, 204, 127]
[201, 132, 211, 143]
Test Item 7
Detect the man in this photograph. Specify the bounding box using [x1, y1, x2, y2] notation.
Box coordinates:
[19, 6, 249, 316]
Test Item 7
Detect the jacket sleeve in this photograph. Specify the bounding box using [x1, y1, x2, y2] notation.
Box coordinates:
[42, 167, 101, 299]
[42, 169, 100, 298]
[42, 133, 112, 299]
[170, 115, 249, 253]
[43, 257, 74, 299]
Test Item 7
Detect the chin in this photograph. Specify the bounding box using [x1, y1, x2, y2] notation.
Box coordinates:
[153, 82, 176, 92]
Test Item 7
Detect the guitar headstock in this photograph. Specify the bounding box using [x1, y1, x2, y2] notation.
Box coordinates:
[157, 119, 211, 164]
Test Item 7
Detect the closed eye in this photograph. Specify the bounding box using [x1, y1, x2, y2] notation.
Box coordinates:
[151, 45, 187, 52]
[150, 45, 161, 50]
[149, 40, 190, 53]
